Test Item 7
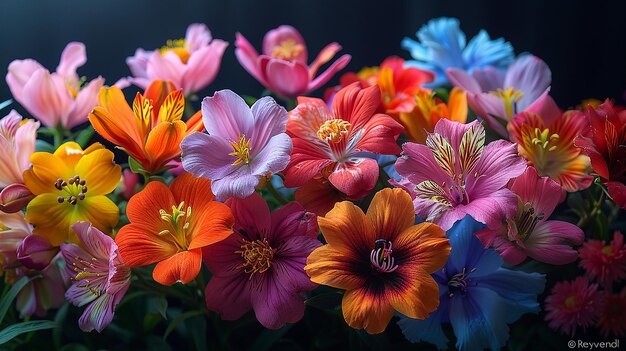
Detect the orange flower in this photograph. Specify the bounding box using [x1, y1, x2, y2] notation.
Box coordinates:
[305, 188, 450, 334]
[115, 173, 234, 285]
[398, 87, 467, 143]
[89, 80, 203, 174]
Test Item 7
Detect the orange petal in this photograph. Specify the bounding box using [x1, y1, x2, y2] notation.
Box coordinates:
[126, 180, 175, 231]
[89, 106, 146, 164]
[132, 93, 152, 141]
[342, 287, 394, 334]
[305, 246, 365, 290]
[188, 202, 234, 250]
[53, 142, 92, 169]
[365, 188, 415, 243]
[74, 148, 121, 195]
[388, 266, 441, 319]
[169, 172, 214, 210]
[158, 90, 185, 123]
[144, 120, 187, 173]
[144, 80, 176, 126]
[398, 107, 429, 144]
[394, 222, 450, 273]
[115, 222, 178, 267]
[448, 87, 468, 123]
[152, 249, 202, 286]
[186, 110, 204, 133]
[318, 200, 376, 257]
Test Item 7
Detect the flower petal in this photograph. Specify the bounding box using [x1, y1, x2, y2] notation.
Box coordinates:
[152, 249, 202, 285]
[204, 274, 252, 320]
[305, 246, 365, 290]
[74, 148, 121, 195]
[201, 89, 254, 141]
[342, 286, 394, 334]
[365, 188, 415, 242]
[56, 42, 86, 78]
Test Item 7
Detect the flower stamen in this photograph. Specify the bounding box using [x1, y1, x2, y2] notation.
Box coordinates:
[370, 239, 398, 273]
[490, 87, 524, 118]
[235, 238, 273, 278]
[271, 39, 304, 61]
[317, 119, 351, 144]
[229, 134, 252, 166]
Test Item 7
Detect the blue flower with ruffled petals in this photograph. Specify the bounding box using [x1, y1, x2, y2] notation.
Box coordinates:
[402, 17, 514, 87]
[397, 215, 545, 351]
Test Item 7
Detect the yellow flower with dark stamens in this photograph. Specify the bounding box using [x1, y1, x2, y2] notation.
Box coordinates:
[23, 142, 121, 245]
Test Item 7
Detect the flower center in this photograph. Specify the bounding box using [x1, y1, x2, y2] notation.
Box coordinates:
[158, 202, 192, 251]
[317, 119, 351, 143]
[271, 39, 304, 61]
[564, 295, 577, 308]
[602, 245, 612, 255]
[229, 134, 252, 166]
[68, 254, 105, 296]
[508, 202, 544, 243]
[159, 38, 190, 64]
[447, 267, 477, 297]
[235, 238, 273, 278]
[370, 239, 398, 273]
[415, 90, 444, 119]
[531, 128, 560, 152]
[490, 87, 524, 118]
[54, 175, 88, 205]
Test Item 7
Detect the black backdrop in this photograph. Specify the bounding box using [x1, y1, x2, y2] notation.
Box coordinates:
[1, 0, 626, 109]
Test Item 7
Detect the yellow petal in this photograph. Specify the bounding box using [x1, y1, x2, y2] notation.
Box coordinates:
[365, 188, 415, 241]
[74, 148, 121, 195]
[80, 195, 119, 236]
[448, 87, 468, 123]
[25, 193, 75, 245]
[23, 152, 73, 195]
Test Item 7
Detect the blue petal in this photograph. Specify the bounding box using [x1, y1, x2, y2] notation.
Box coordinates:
[449, 288, 510, 351]
[445, 215, 487, 272]
[397, 304, 450, 350]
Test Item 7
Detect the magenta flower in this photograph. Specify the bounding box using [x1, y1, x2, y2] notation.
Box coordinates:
[544, 277, 602, 337]
[476, 166, 584, 265]
[6, 42, 104, 129]
[17, 234, 58, 271]
[202, 193, 321, 329]
[0, 110, 39, 187]
[181, 89, 292, 200]
[235, 25, 351, 98]
[61, 222, 131, 332]
[446, 55, 552, 137]
[393, 119, 526, 230]
[579, 231, 626, 289]
[126, 23, 228, 95]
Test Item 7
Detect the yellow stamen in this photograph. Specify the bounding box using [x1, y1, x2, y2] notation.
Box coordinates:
[317, 119, 351, 143]
[271, 39, 304, 61]
[235, 238, 273, 278]
[159, 38, 190, 64]
[159, 201, 192, 251]
[602, 246, 612, 255]
[490, 87, 524, 118]
[229, 135, 252, 166]
[564, 295, 577, 308]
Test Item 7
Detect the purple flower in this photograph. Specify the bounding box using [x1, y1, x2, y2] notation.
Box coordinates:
[181, 90, 292, 200]
[202, 193, 322, 329]
[61, 222, 130, 332]
[446, 55, 552, 137]
[393, 119, 526, 231]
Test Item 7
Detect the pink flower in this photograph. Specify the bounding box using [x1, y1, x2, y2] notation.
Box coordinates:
[579, 231, 626, 289]
[475, 166, 584, 265]
[0, 110, 39, 187]
[235, 25, 351, 98]
[202, 193, 321, 329]
[118, 169, 141, 200]
[393, 119, 526, 230]
[284, 84, 403, 198]
[6, 42, 104, 129]
[0, 211, 32, 285]
[0, 183, 35, 213]
[17, 234, 58, 271]
[597, 288, 626, 337]
[446, 55, 551, 137]
[61, 222, 131, 332]
[544, 277, 602, 337]
[126, 23, 228, 95]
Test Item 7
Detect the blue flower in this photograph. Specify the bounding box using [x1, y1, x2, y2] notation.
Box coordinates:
[402, 17, 514, 87]
[397, 215, 545, 351]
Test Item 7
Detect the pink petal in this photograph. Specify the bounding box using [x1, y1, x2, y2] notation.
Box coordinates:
[17, 234, 58, 270]
[606, 181, 626, 210]
[0, 183, 35, 213]
[226, 192, 271, 240]
[249, 96, 288, 151]
[6, 59, 45, 99]
[446, 67, 482, 94]
[307, 54, 351, 92]
[234, 33, 267, 86]
[262, 25, 307, 64]
[283, 149, 334, 188]
[65, 76, 104, 129]
[265, 60, 310, 97]
[524, 92, 561, 126]
[181, 132, 238, 180]
[126, 48, 151, 78]
[509, 166, 562, 218]
[56, 42, 86, 80]
[78, 294, 116, 332]
[273, 236, 321, 290]
[19, 69, 68, 128]
[204, 274, 252, 320]
[356, 113, 403, 155]
[200, 89, 254, 141]
[269, 202, 318, 243]
[504, 55, 551, 111]
[469, 93, 509, 136]
[467, 140, 526, 198]
[71, 222, 113, 260]
[185, 23, 211, 52]
[182, 39, 228, 93]
[308, 42, 341, 77]
[251, 268, 306, 329]
[146, 51, 185, 89]
[470, 66, 505, 92]
[395, 142, 452, 187]
[524, 220, 584, 265]
[462, 188, 519, 229]
[14, 118, 39, 174]
[328, 157, 378, 198]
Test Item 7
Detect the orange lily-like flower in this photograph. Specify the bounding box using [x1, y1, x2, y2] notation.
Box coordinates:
[509, 108, 593, 192]
[115, 173, 234, 286]
[23, 142, 121, 245]
[305, 188, 451, 334]
[89, 80, 203, 174]
[398, 87, 468, 143]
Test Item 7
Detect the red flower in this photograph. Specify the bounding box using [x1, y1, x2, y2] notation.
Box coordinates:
[544, 277, 602, 337]
[597, 288, 626, 337]
[575, 100, 626, 209]
[579, 231, 626, 289]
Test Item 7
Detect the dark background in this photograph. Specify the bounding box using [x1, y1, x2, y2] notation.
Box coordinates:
[1, 0, 626, 109]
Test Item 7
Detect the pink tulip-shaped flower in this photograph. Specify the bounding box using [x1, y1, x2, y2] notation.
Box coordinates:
[203, 193, 321, 329]
[6, 42, 104, 129]
[0, 110, 39, 188]
[393, 119, 526, 230]
[126, 23, 228, 95]
[235, 25, 351, 98]
[61, 222, 131, 332]
[475, 166, 584, 265]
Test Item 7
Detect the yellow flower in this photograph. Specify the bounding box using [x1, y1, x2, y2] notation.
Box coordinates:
[23, 142, 121, 245]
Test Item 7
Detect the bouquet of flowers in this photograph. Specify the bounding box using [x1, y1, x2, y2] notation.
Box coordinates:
[0, 17, 624, 350]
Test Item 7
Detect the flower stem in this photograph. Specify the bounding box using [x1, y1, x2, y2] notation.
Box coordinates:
[52, 124, 65, 148]
[266, 179, 288, 205]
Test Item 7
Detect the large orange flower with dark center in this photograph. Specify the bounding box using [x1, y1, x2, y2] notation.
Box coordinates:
[305, 188, 450, 334]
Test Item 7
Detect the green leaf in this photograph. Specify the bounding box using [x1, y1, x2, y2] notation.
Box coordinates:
[305, 291, 343, 310]
[185, 315, 207, 351]
[0, 276, 39, 323]
[242, 95, 258, 107]
[0, 320, 56, 345]
[128, 156, 145, 175]
[35, 139, 55, 153]
[152, 296, 168, 320]
[74, 126, 95, 148]
[0, 99, 12, 111]
[247, 324, 292, 351]
[163, 310, 205, 340]
[53, 302, 70, 349]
